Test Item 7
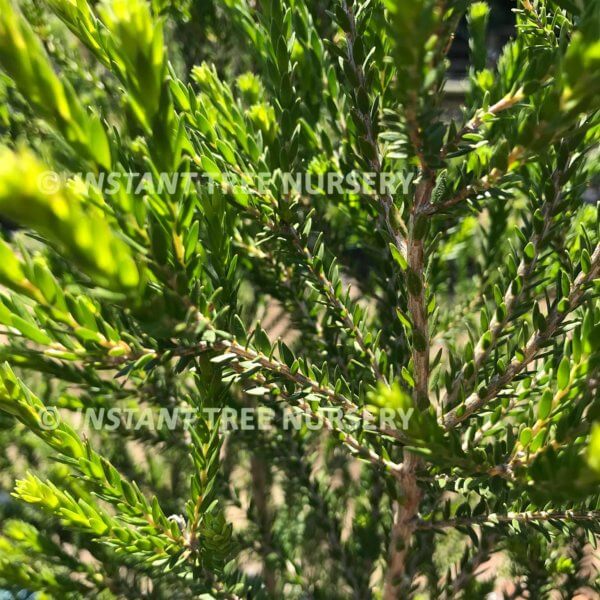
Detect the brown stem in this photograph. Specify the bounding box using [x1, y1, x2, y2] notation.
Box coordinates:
[383, 178, 433, 598]
[409, 179, 434, 407]
[418, 509, 600, 530]
[439, 91, 525, 159]
[422, 170, 498, 215]
[383, 452, 422, 599]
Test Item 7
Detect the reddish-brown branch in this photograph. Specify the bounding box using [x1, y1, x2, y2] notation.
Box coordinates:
[383, 178, 433, 599]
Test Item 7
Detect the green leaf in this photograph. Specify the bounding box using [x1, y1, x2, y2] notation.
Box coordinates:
[389, 242, 408, 270]
[538, 389, 553, 420]
[519, 427, 533, 446]
[253, 327, 271, 355]
[557, 356, 570, 390]
[524, 242, 535, 260]
[580, 249, 591, 274]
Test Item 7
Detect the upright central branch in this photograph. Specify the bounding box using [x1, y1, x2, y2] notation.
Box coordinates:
[383, 178, 433, 598]
[407, 184, 432, 407]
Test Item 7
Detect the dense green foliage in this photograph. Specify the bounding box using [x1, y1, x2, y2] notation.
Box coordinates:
[0, 0, 599, 597]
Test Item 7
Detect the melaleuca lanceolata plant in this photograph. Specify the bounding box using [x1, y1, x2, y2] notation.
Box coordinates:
[0, 0, 599, 597]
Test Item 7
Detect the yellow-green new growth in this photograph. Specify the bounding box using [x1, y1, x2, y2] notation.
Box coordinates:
[0, 148, 140, 292]
[0, 238, 39, 298]
[0, 0, 111, 169]
[98, 0, 167, 131]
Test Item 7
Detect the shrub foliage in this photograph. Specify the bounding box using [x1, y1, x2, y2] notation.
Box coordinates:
[0, 0, 599, 597]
